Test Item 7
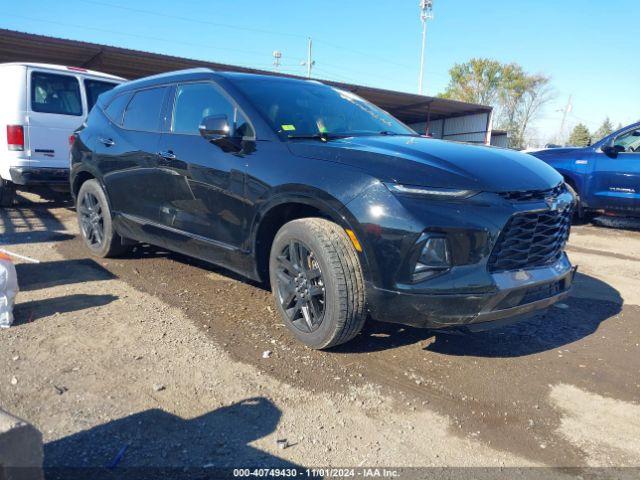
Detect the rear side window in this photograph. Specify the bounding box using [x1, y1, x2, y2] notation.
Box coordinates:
[122, 87, 166, 132]
[85, 79, 119, 111]
[104, 93, 132, 126]
[31, 72, 82, 116]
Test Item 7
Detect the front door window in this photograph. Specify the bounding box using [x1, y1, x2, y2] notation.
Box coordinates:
[613, 129, 640, 153]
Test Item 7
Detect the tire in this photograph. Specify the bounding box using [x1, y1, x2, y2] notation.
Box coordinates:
[573, 192, 594, 224]
[269, 218, 366, 349]
[0, 178, 16, 207]
[565, 181, 592, 224]
[76, 179, 131, 258]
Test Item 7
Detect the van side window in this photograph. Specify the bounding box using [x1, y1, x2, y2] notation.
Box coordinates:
[31, 72, 82, 116]
[172, 83, 254, 138]
[85, 79, 119, 111]
[104, 93, 132, 126]
[122, 87, 167, 132]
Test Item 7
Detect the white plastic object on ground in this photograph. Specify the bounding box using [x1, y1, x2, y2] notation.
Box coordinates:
[0, 253, 19, 328]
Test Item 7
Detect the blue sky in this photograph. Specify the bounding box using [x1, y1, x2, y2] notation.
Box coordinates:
[4, 0, 638, 143]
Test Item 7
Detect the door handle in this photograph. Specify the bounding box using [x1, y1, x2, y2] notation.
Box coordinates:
[99, 137, 115, 147]
[157, 150, 177, 160]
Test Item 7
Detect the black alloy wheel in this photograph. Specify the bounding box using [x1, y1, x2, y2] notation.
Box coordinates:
[78, 190, 105, 249]
[275, 240, 326, 333]
[269, 218, 367, 349]
[76, 179, 132, 258]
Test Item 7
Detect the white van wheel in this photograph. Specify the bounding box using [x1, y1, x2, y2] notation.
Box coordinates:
[0, 178, 16, 207]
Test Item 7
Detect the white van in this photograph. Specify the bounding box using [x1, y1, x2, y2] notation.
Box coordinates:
[0, 63, 124, 206]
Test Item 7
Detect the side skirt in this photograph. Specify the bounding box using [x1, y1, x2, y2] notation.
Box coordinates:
[114, 212, 259, 281]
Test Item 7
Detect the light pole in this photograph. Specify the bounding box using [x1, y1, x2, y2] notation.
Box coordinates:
[418, 0, 434, 95]
[301, 37, 315, 78]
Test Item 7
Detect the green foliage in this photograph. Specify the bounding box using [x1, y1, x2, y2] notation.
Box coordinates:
[440, 58, 553, 150]
[568, 123, 592, 147]
[440, 58, 504, 106]
[593, 118, 614, 142]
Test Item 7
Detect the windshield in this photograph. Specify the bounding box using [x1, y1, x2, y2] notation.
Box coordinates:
[231, 76, 416, 138]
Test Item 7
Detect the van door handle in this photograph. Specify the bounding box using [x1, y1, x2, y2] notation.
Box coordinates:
[99, 137, 115, 147]
[157, 150, 177, 160]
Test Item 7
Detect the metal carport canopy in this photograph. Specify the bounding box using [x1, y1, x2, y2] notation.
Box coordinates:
[0, 28, 492, 125]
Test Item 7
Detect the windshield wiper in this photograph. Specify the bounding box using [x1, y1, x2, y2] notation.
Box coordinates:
[377, 131, 420, 137]
[286, 132, 346, 142]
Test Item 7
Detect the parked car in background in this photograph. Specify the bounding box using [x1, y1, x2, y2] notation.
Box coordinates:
[70, 69, 576, 349]
[531, 121, 640, 220]
[0, 63, 124, 206]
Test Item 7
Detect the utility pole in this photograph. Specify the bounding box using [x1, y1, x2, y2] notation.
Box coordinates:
[418, 0, 434, 95]
[301, 37, 315, 78]
[557, 95, 573, 145]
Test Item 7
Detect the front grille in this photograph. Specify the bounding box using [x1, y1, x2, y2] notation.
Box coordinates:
[497, 183, 566, 203]
[488, 208, 572, 272]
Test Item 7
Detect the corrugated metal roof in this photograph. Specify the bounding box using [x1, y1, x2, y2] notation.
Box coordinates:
[0, 28, 492, 124]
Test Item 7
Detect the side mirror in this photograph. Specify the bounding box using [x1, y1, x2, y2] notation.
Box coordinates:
[602, 140, 625, 157]
[199, 115, 230, 141]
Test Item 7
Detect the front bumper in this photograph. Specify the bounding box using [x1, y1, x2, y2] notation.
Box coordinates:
[9, 167, 70, 186]
[367, 255, 576, 329]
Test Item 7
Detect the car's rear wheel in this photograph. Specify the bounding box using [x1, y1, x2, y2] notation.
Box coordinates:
[0, 178, 16, 207]
[269, 218, 366, 349]
[76, 179, 131, 257]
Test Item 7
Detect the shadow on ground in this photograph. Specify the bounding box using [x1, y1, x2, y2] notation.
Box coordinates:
[0, 193, 74, 245]
[335, 272, 621, 357]
[15, 190, 73, 208]
[13, 294, 118, 325]
[64, 235, 624, 359]
[16, 259, 116, 292]
[44, 397, 301, 479]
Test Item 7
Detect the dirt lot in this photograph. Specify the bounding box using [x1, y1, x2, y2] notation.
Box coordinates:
[1, 193, 639, 472]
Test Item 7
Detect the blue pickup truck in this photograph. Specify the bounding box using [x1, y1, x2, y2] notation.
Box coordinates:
[531, 121, 640, 220]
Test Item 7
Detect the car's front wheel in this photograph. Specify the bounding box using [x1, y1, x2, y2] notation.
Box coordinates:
[269, 218, 366, 349]
[76, 179, 131, 257]
[572, 189, 594, 224]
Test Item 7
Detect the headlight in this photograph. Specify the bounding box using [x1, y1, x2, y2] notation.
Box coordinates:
[384, 183, 478, 199]
[412, 234, 451, 281]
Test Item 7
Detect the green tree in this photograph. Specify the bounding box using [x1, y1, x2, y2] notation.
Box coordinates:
[440, 58, 552, 150]
[593, 118, 614, 142]
[568, 123, 591, 147]
[440, 58, 504, 106]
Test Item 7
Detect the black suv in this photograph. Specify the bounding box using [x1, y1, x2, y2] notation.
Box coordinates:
[70, 69, 576, 349]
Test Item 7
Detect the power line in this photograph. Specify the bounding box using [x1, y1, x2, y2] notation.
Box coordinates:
[8, 15, 417, 87]
[83, 0, 307, 39]
[77, 0, 448, 76]
[9, 14, 278, 61]
[9, 14, 368, 84]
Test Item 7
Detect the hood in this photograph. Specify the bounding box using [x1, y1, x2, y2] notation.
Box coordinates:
[288, 136, 562, 192]
[529, 147, 589, 157]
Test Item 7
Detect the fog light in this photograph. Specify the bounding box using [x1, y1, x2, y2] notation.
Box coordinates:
[413, 236, 451, 281]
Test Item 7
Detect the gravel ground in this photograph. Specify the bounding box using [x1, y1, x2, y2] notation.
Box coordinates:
[1, 193, 639, 473]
